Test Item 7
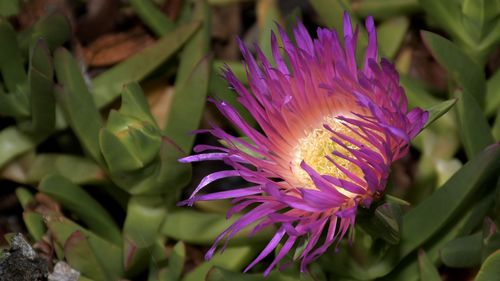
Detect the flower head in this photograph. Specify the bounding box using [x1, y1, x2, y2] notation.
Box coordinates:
[179, 12, 428, 275]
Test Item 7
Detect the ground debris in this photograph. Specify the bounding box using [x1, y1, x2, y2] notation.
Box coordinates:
[0, 233, 49, 281]
[48, 261, 80, 281]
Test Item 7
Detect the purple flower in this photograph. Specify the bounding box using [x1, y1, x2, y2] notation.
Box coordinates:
[179, 12, 428, 275]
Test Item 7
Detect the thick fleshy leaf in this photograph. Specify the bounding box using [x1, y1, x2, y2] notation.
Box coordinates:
[210, 71, 254, 129]
[486, 69, 500, 117]
[493, 111, 500, 141]
[419, 0, 477, 58]
[207, 267, 305, 281]
[441, 232, 482, 267]
[213, 60, 247, 84]
[64, 231, 109, 281]
[423, 98, 457, 129]
[455, 89, 494, 159]
[169, 241, 186, 280]
[161, 209, 272, 245]
[15, 187, 35, 209]
[25, 39, 55, 133]
[475, 250, 500, 281]
[18, 13, 70, 52]
[122, 195, 166, 270]
[386, 194, 494, 280]
[352, 0, 421, 19]
[482, 218, 500, 262]
[257, 0, 282, 59]
[0, 0, 20, 17]
[47, 215, 123, 279]
[92, 21, 200, 108]
[22, 211, 46, 241]
[163, 56, 211, 152]
[162, 0, 210, 151]
[54, 48, 104, 164]
[418, 250, 442, 281]
[26, 154, 104, 184]
[100, 83, 162, 174]
[400, 144, 500, 259]
[39, 175, 121, 243]
[377, 17, 409, 59]
[310, 0, 350, 30]
[358, 203, 403, 244]
[421, 31, 486, 108]
[129, 0, 174, 36]
[0, 18, 26, 92]
[400, 75, 440, 109]
[182, 246, 256, 281]
[309, 0, 368, 56]
[107, 135, 191, 196]
[0, 127, 41, 169]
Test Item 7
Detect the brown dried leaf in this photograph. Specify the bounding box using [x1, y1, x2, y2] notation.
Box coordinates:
[83, 28, 155, 67]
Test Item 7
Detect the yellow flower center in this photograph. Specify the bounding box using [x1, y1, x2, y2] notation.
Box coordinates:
[291, 116, 364, 196]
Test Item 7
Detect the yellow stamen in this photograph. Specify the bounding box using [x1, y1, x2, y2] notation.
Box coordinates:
[291, 116, 364, 195]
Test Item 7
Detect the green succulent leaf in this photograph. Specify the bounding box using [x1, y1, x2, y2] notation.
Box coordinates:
[257, 0, 281, 59]
[486, 69, 500, 117]
[358, 203, 403, 245]
[18, 12, 71, 53]
[47, 215, 123, 279]
[482, 218, 500, 262]
[310, 0, 351, 30]
[15, 187, 35, 209]
[0, 18, 26, 92]
[475, 250, 500, 281]
[400, 144, 500, 258]
[39, 175, 121, 243]
[455, 89, 494, 159]
[26, 154, 104, 184]
[122, 195, 166, 270]
[130, 0, 174, 36]
[493, 110, 500, 141]
[352, 0, 421, 19]
[377, 17, 409, 59]
[169, 241, 186, 280]
[423, 98, 457, 129]
[385, 193, 494, 281]
[22, 211, 46, 242]
[0, 127, 41, 169]
[182, 246, 256, 281]
[161, 209, 273, 245]
[107, 135, 191, 196]
[379, 146, 500, 280]
[100, 83, 161, 173]
[163, 0, 210, 153]
[24, 39, 55, 134]
[164, 56, 211, 153]
[441, 232, 482, 267]
[54, 48, 104, 164]
[123, 195, 167, 248]
[207, 267, 303, 281]
[64, 231, 113, 281]
[210, 70, 255, 131]
[0, 0, 21, 17]
[421, 31, 486, 108]
[418, 250, 442, 281]
[213, 60, 247, 84]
